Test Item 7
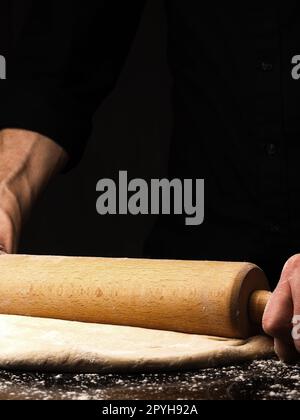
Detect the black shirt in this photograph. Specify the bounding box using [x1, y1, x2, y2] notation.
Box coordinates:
[1, 1, 300, 286]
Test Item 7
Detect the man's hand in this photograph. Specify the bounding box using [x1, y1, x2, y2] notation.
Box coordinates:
[0, 129, 68, 253]
[263, 255, 300, 362]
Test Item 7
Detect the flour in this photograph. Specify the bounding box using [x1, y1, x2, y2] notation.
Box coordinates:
[0, 360, 299, 400]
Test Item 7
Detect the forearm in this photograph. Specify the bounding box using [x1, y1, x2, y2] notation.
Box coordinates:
[0, 129, 68, 253]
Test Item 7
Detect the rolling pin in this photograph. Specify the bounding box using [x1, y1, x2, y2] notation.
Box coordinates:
[0, 255, 271, 339]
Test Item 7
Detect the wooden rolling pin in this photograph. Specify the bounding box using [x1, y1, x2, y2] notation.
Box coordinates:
[0, 255, 271, 339]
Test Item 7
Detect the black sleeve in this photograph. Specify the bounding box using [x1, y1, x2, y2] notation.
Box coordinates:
[0, 0, 146, 167]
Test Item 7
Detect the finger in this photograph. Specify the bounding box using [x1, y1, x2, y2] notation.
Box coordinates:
[0, 209, 17, 254]
[274, 337, 300, 364]
[263, 278, 293, 337]
[263, 272, 296, 361]
[264, 255, 300, 362]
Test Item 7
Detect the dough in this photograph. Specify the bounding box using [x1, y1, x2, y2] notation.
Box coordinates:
[0, 314, 274, 373]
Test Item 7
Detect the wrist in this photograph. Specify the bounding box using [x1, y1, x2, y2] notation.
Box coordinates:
[0, 128, 68, 253]
[0, 130, 40, 220]
[0, 128, 68, 196]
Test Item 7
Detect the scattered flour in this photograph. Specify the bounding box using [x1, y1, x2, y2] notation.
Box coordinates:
[0, 360, 299, 400]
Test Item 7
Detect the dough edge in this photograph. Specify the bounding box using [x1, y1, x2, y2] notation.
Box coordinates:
[0, 314, 275, 373]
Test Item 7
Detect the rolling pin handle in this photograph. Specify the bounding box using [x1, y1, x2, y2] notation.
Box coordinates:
[249, 290, 272, 326]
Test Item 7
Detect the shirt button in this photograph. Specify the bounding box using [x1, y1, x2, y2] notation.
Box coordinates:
[260, 62, 273, 72]
[269, 224, 281, 234]
[266, 143, 277, 156]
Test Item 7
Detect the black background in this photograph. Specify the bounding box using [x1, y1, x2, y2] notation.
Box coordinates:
[20, 0, 171, 258]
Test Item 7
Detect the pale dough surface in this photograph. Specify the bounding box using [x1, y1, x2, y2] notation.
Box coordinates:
[0, 315, 274, 373]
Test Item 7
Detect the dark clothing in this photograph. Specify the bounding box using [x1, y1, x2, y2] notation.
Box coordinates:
[0, 1, 145, 166]
[2, 2, 300, 287]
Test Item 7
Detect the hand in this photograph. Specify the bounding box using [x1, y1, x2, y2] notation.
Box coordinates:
[0, 243, 8, 255]
[263, 255, 300, 363]
[0, 129, 68, 253]
[0, 205, 18, 254]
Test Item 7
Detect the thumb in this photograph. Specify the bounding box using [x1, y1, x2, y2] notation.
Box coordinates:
[0, 209, 18, 254]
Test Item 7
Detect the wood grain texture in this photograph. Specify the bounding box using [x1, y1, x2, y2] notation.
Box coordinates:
[249, 290, 272, 325]
[0, 255, 270, 338]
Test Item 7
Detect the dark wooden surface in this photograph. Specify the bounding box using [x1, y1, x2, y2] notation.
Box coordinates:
[0, 360, 299, 400]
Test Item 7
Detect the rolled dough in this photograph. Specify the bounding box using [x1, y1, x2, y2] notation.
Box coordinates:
[0, 315, 274, 373]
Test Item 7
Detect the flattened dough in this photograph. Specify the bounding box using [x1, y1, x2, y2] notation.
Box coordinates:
[0, 315, 274, 373]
